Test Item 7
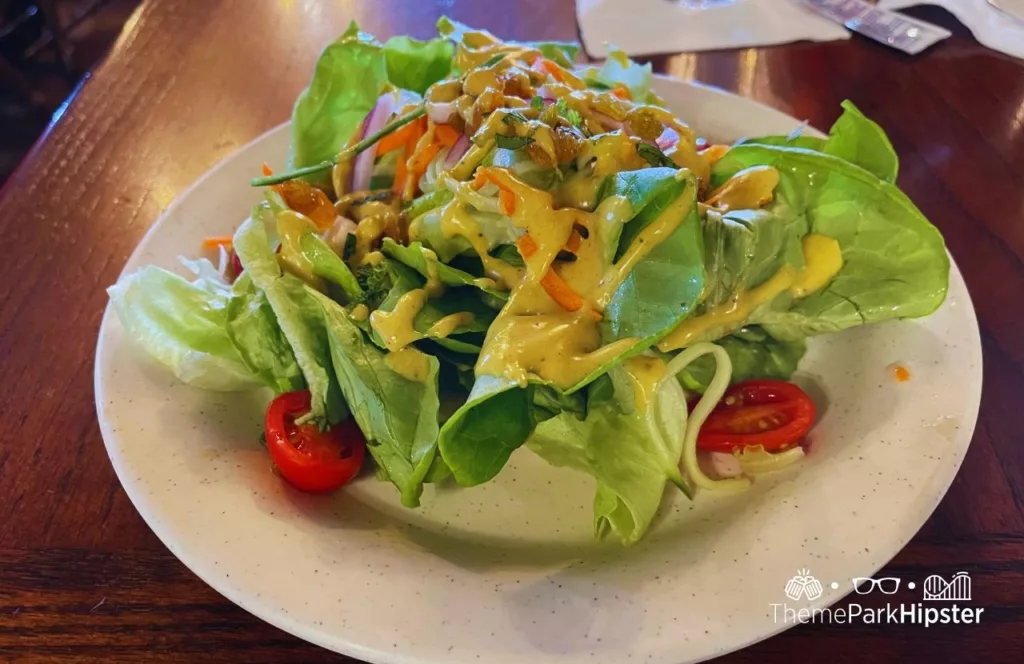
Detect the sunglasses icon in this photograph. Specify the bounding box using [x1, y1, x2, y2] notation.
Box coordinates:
[852, 577, 901, 594]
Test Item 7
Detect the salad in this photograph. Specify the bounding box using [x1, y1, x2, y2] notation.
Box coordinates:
[108, 19, 949, 544]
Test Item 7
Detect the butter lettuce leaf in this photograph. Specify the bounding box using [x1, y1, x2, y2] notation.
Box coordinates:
[437, 375, 535, 486]
[677, 327, 805, 392]
[529, 363, 688, 545]
[234, 206, 347, 424]
[309, 290, 440, 507]
[107, 263, 260, 391]
[287, 23, 388, 188]
[383, 36, 454, 94]
[436, 16, 580, 68]
[709, 145, 948, 341]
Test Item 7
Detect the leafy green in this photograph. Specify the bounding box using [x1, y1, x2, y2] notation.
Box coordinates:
[677, 327, 806, 392]
[225, 274, 306, 393]
[107, 262, 261, 391]
[495, 135, 534, 150]
[436, 17, 580, 68]
[372, 260, 495, 354]
[383, 36, 453, 94]
[709, 144, 948, 340]
[636, 143, 674, 168]
[582, 48, 653, 103]
[308, 290, 441, 507]
[299, 233, 363, 302]
[528, 363, 688, 545]
[404, 189, 454, 220]
[381, 238, 508, 301]
[437, 375, 535, 486]
[736, 101, 898, 183]
[287, 23, 388, 187]
[234, 206, 347, 424]
[599, 167, 686, 263]
[821, 100, 899, 183]
[699, 207, 802, 310]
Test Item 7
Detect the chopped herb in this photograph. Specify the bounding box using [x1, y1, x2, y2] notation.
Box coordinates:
[565, 109, 584, 129]
[636, 142, 675, 168]
[556, 99, 569, 116]
[480, 52, 507, 68]
[495, 134, 534, 150]
[530, 95, 544, 110]
[501, 110, 530, 126]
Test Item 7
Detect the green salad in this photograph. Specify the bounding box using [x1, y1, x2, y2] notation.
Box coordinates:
[108, 19, 949, 544]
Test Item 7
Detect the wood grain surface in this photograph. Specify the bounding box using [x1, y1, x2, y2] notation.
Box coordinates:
[1, 1, 1022, 661]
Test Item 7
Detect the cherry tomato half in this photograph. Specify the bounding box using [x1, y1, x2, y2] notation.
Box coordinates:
[264, 390, 366, 493]
[696, 380, 815, 453]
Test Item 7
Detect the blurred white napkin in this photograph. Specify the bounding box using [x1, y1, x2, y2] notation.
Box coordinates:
[878, 0, 1024, 58]
[576, 0, 851, 58]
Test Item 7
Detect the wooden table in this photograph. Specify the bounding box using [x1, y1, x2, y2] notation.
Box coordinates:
[1, 1, 1022, 661]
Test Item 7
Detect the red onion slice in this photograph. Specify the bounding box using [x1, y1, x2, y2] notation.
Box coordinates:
[351, 92, 396, 192]
[444, 134, 471, 168]
[656, 127, 680, 151]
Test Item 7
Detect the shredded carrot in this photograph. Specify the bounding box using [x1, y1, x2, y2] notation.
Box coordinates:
[517, 234, 539, 258]
[392, 144, 410, 195]
[377, 115, 428, 156]
[434, 124, 461, 148]
[203, 236, 233, 250]
[565, 230, 582, 253]
[539, 269, 584, 312]
[610, 85, 632, 101]
[890, 363, 912, 382]
[498, 189, 516, 215]
[700, 144, 730, 166]
[516, 235, 584, 312]
[262, 163, 274, 177]
[537, 58, 567, 84]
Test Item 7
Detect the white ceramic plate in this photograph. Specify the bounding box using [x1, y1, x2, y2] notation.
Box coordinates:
[95, 78, 982, 664]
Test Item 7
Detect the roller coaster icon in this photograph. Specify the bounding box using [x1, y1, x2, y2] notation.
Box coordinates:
[923, 572, 972, 601]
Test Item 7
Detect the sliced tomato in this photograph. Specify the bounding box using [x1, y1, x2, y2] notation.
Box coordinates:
[264, 390, 365, 493]
[696, 380, 815, 453]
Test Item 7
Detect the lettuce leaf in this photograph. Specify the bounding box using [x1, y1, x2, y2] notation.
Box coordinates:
[225, 273, 306, 393]
[381, 238, 507, 301]
[308, 290, 441, 507]
[709, 145, 948, 341]
[234, 207, 347, 424]
[287, 23, 388, 187]
[738, 101, 898, 183]
[528, 363, 688, 545]
[581, 48, 653, 103]
[372, 259, 496, 354]
[677, 327, 805, 392]
[107, 262, 261, 391]
[383, 36, 454, 94]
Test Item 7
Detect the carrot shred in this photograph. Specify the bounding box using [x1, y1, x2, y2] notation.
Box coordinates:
[516, 234, 539, 258]
[377, 116, 428, 156]
[498, 189, 516, 215]
[410, 143, 443, 183]
[539, 269, 584, 312]
[610, 85, 632, 100]
[392, 145, 409, 195]
[516, 234, 584, 312]
[262, 163, 274, 177]
[537, 58, 567, 84]
[203, 236, 233, 250]
[434, 124, 461, 148]
[565, 230, 582, 253]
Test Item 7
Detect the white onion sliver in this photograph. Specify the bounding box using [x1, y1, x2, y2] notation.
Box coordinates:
[444, 134, 471, 168]
[427, 102, 455, 125]
[351, 93, 396, 192]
